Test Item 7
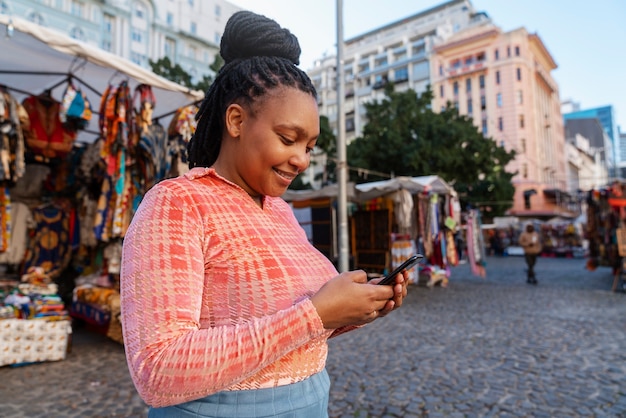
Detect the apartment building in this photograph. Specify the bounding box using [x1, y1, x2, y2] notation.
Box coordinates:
[307, 0, 479, 145]
[430, 22, 572, 217]
[0, 0, 242, 82]
[563, 105, 619, 178]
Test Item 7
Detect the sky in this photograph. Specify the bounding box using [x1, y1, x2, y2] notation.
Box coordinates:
[228, 0, 626, 131]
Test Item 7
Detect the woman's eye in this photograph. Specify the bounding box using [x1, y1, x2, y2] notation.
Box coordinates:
[280, 135, 295, 145]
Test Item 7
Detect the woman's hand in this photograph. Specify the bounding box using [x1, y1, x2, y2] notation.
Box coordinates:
[310, 269, 409, 329]
[369, 269, 409, 316]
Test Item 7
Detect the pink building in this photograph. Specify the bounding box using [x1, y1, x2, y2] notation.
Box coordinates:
[430, 22, 575, 218]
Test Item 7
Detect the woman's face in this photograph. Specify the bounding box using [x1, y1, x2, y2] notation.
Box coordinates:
[223, 87, 319, 199]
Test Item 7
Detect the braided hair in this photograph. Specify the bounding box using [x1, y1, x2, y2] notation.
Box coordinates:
[187, 11, 318, 168]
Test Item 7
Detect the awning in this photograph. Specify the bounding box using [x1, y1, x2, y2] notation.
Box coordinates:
[354, 175, 455, 202]
[0, 15, 204, 143]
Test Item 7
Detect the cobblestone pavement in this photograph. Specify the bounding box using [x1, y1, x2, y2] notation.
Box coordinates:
[1, 256, 625, 418]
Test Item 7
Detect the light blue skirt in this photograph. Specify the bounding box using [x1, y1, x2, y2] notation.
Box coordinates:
[148, 369, 330, 418]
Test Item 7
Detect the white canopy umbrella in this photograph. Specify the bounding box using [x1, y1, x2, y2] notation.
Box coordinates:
[354, 175, 455, 202]
[0, 15, 204, 143]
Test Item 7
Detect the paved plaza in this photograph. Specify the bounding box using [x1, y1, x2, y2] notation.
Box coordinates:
[1, 255, 625, 417]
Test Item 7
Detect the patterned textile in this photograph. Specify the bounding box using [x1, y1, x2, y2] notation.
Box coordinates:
[121, 168, 344, 408]
[21, 202, 73, 280]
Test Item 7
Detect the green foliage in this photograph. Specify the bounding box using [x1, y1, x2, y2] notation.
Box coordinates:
[347, 84, 517, 216]
[149, 53, 224, 93]
[149, 56, 193, 88]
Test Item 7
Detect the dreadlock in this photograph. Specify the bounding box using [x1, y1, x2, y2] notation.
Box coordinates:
[187, 11, 318, 168]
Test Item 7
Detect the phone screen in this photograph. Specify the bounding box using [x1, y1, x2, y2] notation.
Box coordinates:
[377, 254, 424, 285]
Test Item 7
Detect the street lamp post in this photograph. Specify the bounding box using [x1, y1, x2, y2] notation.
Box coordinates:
[336, 0, 349, 272]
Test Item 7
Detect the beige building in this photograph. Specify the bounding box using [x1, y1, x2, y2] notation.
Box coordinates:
[430, 22, 572, 218]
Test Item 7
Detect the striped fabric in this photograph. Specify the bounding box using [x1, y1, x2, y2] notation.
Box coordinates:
[121, 167, 339, 408]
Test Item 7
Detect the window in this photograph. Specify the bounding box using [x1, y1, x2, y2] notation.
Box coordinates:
[29, 11, 44, 25]
[476, 52, 486, 62]
[440, 85, 444, 98]
[516, 67, 522, 81]
[135, 4, 144, 19]
[131, 29, 142, 43]
[482, 119, 488, 135]
[215, 4, 221, 17]
[498, 117, 503, 131]
[191, 22, 197, 35]
[189, 45, 198, 60]
[439, 65, 443, 76]
[103, 13, 114, 33]
[494, 49, 499, 60]
[507, 46, 511, 57]
[523, 163, 528, 179]
[1, 1, 9, 14]
[453, 81, 459, 95]
[467, 98, 473, 114]
[214, 32, 220, 45]
[165, 37, 176, 59]
[70, 26, 85, 41]
[102, 40, 112, 51]
[480, 95, 486, 110]
[466, 78, 471, 93]
[394, 49, 407, 62]
[519, 114, 525, 128]
[516, 90, 523, 105]
[188, 0, 194, 6]
[521, 138, 526, 153]
[374, 56, 387, 68]
[464, 56, 473, 66]
[412, 43, 425, 57]
[451, 59, 461, 69]
[346, 116, 355, 132]
[394, 67, 408, 82]
[496, 71, 500, 84]
[71, 0, 84, 18]
[166, 12, 173, 26]
[497, 93, 502, 107]
[359, 62, 369, 73]
[479, 75, 485, 89]
[515, 46, 520, 56]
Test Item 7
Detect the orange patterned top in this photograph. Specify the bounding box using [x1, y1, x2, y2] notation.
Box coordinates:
[120, 167, 340, 407]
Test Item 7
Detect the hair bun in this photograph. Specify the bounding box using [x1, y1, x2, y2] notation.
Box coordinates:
[220, 11, 301, 65]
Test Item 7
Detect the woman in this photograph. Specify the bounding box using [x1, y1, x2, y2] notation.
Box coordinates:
[120, 11, 409, 417]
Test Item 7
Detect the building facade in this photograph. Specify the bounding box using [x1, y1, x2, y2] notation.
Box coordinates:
[307, 0, 479, 146]
[0, 0, 242, 82]
[430, 22, 570, 217]
[563, 105, 619, 178]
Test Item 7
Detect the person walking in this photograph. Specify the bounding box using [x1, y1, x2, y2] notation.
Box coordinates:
[518, 224, 542, 284]
[120, 10, 410, 418]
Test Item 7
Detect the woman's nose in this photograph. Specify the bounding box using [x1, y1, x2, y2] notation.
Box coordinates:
[289, 147, 310, 172]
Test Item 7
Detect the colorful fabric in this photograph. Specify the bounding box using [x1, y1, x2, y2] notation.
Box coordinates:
[22, 95, 77, 159]
[121, 168, 346, 408]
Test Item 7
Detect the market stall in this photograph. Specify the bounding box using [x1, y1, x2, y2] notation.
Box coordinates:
[284, 176, 462, 286]
[0, 16, 204, 354]
[586, 182, 626, 292]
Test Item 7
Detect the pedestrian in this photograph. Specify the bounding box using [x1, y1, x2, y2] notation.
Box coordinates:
[518, 223, 542, 284]
[120, 10, 409, 418]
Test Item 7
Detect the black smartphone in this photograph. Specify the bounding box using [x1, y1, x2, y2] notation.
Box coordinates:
[377, 254, 424, 286]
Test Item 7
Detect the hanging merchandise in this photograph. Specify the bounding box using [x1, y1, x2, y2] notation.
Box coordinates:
[466, 209, 487, 278]
[0, 87, 27, 182]
[60, 82, 93, 132]
[167, 104, 198, 177]
[22, 93, 77, 160]
[134, 84, 169, 185]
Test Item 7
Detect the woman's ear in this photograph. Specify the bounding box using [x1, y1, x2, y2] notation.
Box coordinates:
[225, 103, 244, 138]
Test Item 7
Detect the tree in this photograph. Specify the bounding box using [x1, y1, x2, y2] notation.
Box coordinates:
[149, 56, 193, 88]
[149, 53, 224, 92]
[289, 115, 337, 190]
[347, 84, 516, 216]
